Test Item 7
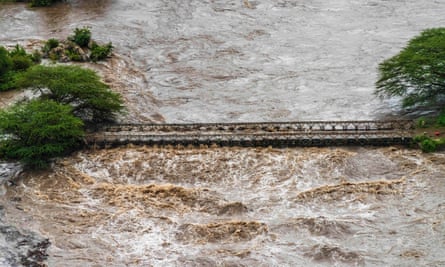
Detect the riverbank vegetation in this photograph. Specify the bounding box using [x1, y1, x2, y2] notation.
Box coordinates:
[0, 99, 84, 169]
[0, 45, 40, 91]
[43, 27, 113, 63]
[413, 112, 445, 152]
[376, 28, 445, 110]
[17, 65, 124, 123]
[0, 29, 122, 168]
[0, 65, 123, 168]
[375, 28, 445, 152]
[0, 0, 62, 7]
[1, 27, 112, 92]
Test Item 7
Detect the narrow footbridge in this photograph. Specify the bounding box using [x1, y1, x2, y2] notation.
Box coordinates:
[86, 120, 415, 148]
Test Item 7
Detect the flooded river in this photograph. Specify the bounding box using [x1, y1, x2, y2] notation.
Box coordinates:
[1, 147, 444, 266]
[2, 0, 445, 122]
[1, 0, 445, 266]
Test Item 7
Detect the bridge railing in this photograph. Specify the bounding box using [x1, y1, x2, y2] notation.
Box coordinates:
[95, 120, 415, 133]
[85, 120, 414, 147]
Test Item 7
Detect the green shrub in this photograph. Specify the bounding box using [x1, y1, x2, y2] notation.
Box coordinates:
[70, 27, 91, 47]
[30, 49, 42, 63]
[0, 45, 36, 91]
[11, 54, 33, 71]
[0, 46, 12, 76]
[90, 42, 113, 62]
[413, 134, 444, 153]
[0, 99, 84, 169]
[437, 116, 445, 126]
[437, 110, 445, 126]
[0, 71, 19, 91]
[8, 44, 27, 57]
[413, 134, 429, 143]
[43, 38, 59, 53]
[66, 49, 82, 61]
[420, 138, 437, 153]
[48, 52, 60, 61]
[0, 46, 15, 91]
[47, 38, 59, 49]
[6, 45, 36, 71]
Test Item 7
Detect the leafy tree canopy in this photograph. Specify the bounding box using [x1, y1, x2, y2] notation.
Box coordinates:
[17, 65, 124, 122]
[375, 28, 445, 109]
[0, 45, 40, 91]
[0, 99, 84, 169]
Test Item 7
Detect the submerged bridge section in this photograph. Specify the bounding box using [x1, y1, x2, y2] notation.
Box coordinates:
[86, 120, 415, 148]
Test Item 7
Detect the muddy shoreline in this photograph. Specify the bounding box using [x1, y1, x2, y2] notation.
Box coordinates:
[0, 164, 49, 267]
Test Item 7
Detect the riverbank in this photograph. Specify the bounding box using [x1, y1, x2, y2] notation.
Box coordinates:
[413, 114, 445, 151]
[0, 162, 50, 266]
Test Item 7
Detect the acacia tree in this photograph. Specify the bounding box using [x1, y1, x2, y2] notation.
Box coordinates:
[0, 99, 84, 168]
[0, 45, 40, 91]
[17, 65, 124, 123]
[375, 28, 445, 109]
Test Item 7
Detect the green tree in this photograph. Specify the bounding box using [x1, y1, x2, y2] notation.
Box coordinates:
[0, 45, 40, 91]
[375, 28, 445, 109]
[17, 65, 124, 122]
[0, 99, 84, 169]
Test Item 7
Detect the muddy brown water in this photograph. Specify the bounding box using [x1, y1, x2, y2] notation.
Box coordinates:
[1, 1, 445, 266]
[2, 0, 445, 122]
[1, 147, 444, 266]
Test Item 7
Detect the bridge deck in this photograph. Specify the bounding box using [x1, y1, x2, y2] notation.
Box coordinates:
[86, 120, 415, 148]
